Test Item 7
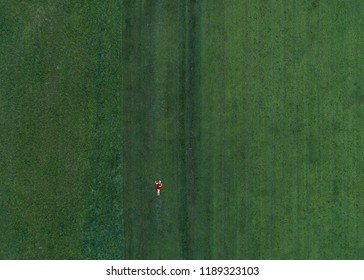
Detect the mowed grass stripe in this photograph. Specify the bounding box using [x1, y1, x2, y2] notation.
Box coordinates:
[121, 0, 157, 259]
[0, 1, 113, 258]
[177, 0, 203, 259]
[82, 1, 125, 259]
[199, 0, 364, 259]
[120, 0, 199, 259]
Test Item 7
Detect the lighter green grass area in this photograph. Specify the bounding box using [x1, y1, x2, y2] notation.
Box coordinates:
[200, 0, 364, 259]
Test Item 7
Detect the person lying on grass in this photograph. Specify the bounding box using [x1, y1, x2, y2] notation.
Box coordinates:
[155, 180, 163, 196]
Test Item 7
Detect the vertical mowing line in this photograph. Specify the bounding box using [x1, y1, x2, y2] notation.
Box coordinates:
[183, 0, 192, 259]
[218, 2, 226, 259]
[342, 5, 349, 258]
[291, 0, 302, 258]
[177, 0, 189, 259]
[178, 0, 201, 259]
[222, 3, 228, 258]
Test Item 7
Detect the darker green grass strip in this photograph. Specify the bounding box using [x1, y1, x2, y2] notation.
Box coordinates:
[121, 0, 158, 259]
[177, 0, 202, 259]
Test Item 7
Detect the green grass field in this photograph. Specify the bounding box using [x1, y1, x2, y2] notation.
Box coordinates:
[1, 0, 364, 259]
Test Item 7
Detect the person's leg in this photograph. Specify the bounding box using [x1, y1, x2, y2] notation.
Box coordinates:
[157, 189, 160, 196]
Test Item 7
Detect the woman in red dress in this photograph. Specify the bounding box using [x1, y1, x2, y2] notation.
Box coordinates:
[155, 180, 162, 196]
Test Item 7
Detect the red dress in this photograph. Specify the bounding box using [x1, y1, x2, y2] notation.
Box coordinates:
[157, 182, 163, 190]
